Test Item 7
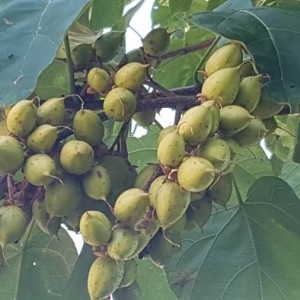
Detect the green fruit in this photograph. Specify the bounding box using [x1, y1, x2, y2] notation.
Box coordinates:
[24, 154, 57, 186]
[114, 62, 148, 93]
[79, 210, 112, 246]
[107, 226, 140, 260]
[0, 205, 28, 247]
[204, 42, 243, 76]
[103, 87, 137, 122]
[81, 165, 111, 200]
[6, 99, 37, 137]
[166, 212, 187, 233]
[201, 66, 241, 106]
[177, 156, 215, 192]
[71, 43, 94, 71]
[113, 188, 150, 226]
[219, 105, 253, 135]
[133, 110, 156, 128]
[119, 259, 137, 288]
[0, 120, 9, 136]
[148, 175, 167, 207]
[0, 136, 25, 174]
[177, 105, 213, 146]
[234, 75, 262, 112]
[143, 28, 170, 56]
[113, 280, 141, 300]
[190, 190, 206, 203]
[32, 200, 61, 237]
[207, 173, 233, 208]
[125, 48, 144, 64]
[87, 255, 124, 300]
[94, 31, 125, 62]
[45, 173, 83, 217]
[60, 140, 94, 175]
[157, 130, 185, 168]
[155, 180, 190, 228]
[134, 164, 157, 190]
[26, 124, 58, 153]
[148, 230, 181, 268]
[73, 109, 104, 146]
[233, 118, 268, 148]
[157, 125, 177, 146]
[37, 97, 65, 126]
[198, 137, 231, 172]
[87, 67, 110, 93]
[201, 100, 220, 136]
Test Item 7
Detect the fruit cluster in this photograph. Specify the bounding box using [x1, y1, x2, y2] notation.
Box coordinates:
[0, 32, 285, 300]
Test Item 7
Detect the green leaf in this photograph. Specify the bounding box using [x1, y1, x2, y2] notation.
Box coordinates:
[0, 222, 78, 300]
[169, 0, 193, 15]
[0, 0, 90, 105]
[166, 176, 300, 300]
[190, 7, 300, 111]
[213, 0, 253, 11]
[35, 60, 69, 99]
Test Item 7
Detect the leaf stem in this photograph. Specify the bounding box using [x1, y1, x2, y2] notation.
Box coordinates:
[64, 34, 76, 94]
[232, 174, 244, 205]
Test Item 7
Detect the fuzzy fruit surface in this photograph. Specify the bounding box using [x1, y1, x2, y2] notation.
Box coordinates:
[87, 255, 124, 300]
[177, 156, 215, 192]
[37, 97, 65, 126]
[148, 175, 166, 207]
[73, 109, 104, 146]
[133, 110, 156, 128]
[81, 165, 111, 200]
[157, 130, 185, 168]
[119, 259, 137, 288]
[26, 124, 58, 153]
[124, 48, 144, 64]
[87, 67, 110, 93]
[114, 62, 148, 93]
[6, 99, 37, 137]
[107, 226, 140, 260]
[201, 100, 220, 136]
[201, 66, 241, 106]
[60, 140, 94, 175]
[103, 87, 137, 122]
[0, 205, 28, 248]
[0, 135, 25, 174]
[204, 42, 243, 76]
[71, 43, 94, 71]
[155, 180, 190, 228]
[79, 210, 112, 246]
[142, 27, 170, 56]
[113, 188, 150, 226]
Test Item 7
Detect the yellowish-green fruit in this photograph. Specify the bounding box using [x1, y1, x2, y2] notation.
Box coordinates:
[142, 28, 170, 56]
[155, 180, 190, 228]
[177, 105, 213, 146]
[0, 120, 9, 136]
[198, 137, 231, 172]
[113, 280, 141, 300]
[79, 210, 112, 246]
[166, 212, 187, 233]
[73, 109, 104, 146]
[201, 100, 220, 136]
[94, 31, 125, 62]
[148, 230, 181, 268]
[134, 164, 157, 189]
[125, 48, 144, 64]
[71, 43, 94, 71]
[148, 175, 166, 207]
[204, 42, 243, 76]
[45, 173, 83, 217]
[24, 154, 57, 186]
[114, 62, 148, 93]
[157, 125, 177, 146]
[234, 75, 262, 112]
[157, 130, 185, 168]
[251, 89, 284, 119]
[60, 140, 94, 175]
[233, 118, 268, 148]
[87, 67, 110, 93]
[0, 205, 28, 247]
[219, 105, 253, 135]
[26, 124, 58, 153]
[37, 97, 65, 126]
[207, 173, 233, 208]
[107, 226, 140, 260]
[81, 165, 111, 200]
[201, 66, 241, 106]
[0, 136, 25, 174]
[133, 110, 156, 128]
[6, 99, 37, 137]
[87, 255, 124, 300]
[177, 156, 215, 192]
[103, 87, 137, 122]
[119, 259, 137, 288]
[32, 200, 61, 236]
[113, 188, 150, 226]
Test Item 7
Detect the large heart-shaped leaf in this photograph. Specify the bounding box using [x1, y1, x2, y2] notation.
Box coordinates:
[0, 0, 90, 105]
[166, 176, 300, 300]
[190, 7, 300, 111]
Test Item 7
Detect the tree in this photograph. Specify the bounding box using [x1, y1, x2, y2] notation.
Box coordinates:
[0, 0, 300, 299]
